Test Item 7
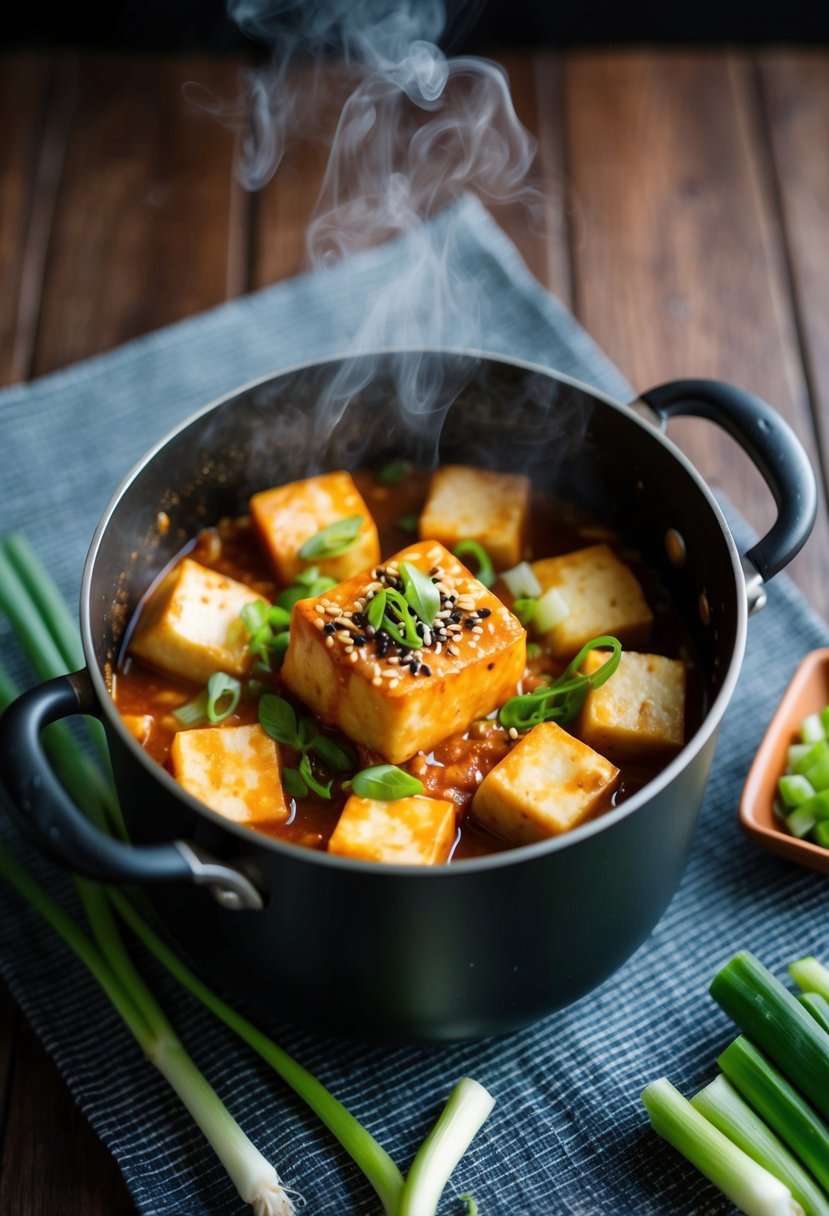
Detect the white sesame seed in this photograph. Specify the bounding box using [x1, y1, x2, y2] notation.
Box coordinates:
[434, 642, 442, 654]
[448, 645, 460, 656]
[350, 651, 359, 663]
[387, 656, 400, 665]
[372, 676, 382, 686]
[314, 605, 326, 614]
[381, 669, 396, 678]
[472, 626, 484, 636]
[314, 617, 326, 631]
[344, 645, 354, 654]
[389, 679, 400, 690]
[422, 629, 432, 647]
[325, 636, 335, 648]
[509, 727, 519, 740]
[325, 605, 339, 616]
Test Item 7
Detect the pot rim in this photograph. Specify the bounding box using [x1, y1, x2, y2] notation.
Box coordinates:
[81, 345, 748, 878]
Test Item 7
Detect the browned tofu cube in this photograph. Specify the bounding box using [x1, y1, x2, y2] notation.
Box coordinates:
[250, 470, 380, 585]
[530, 543, 653, 659]
[579, 650, 686, 761]
[328, 794, 456, 864]
[418, 464, 531, 570]
[472, 721, 619, 845]
[170, 723, 289, 825]
[129, 557, 262, 685]
[281, 541, 526, 763]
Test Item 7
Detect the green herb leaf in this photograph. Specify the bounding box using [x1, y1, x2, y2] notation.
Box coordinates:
[367, 589, 387, 631]
[350, 765, 424, 801]
[453, 540, 496, 589]
[206, 673, 242, 724]
[173, 691, 208, 726]
[241, 600, 270, 634]
[376, 460, 412, 485]
[499, 635, 622, 732]
[299, 752, 333, 799]
[298, 515, 364, 561]
[400, 561, 439, 628]
[258, 694, 301, 747]
[397, 513, 419, 533]
[312, 735, 355, 773]
[512, 596, 536, 626]
[283, 767, 308, 799]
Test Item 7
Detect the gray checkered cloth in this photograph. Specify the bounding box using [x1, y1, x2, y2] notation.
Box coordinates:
[0, 195, 827, 1215]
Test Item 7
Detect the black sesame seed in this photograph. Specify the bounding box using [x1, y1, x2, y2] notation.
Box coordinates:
[420, 664, 432, 677]
[450, 611, 462, 623]
[464, 617, 476, 631]
[352, 611, 367, 628]
[478, 608, 491, 618]
[409, 661, 420, 677]
[353, 634, 367, 647]
[323, 623, 336, 635]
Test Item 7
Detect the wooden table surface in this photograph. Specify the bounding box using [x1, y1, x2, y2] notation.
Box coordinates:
[1, 45, 828, 1214]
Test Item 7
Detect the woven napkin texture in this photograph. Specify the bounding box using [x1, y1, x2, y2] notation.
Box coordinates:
[1, 194, 828, 1216]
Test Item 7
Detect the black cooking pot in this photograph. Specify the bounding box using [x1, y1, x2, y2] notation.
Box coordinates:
[0, 351, 816, 1041]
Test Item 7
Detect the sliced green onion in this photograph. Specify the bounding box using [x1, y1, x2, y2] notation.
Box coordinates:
[800, 713, 826, 744]
[787, 744, 812, 770]
[298, 515, 364, 561]
[397, 514, 419, 533]
[376, 459, 412, 485]
[786, 807, 818, 839]
[533, 586, 569, 634]
[283, 768, 308, 799]
[802, 752, 829, 793]
[298, 753, 332, 799]
[399, 1078, 495, 1216]
[276, 568, 338, 611]
[501, 561, 541, 599]
[350, 765, 423, 801]
[452, 541, 495, 589]
[241, 600, 270, 634]
[813, 822, 829, 847]
[691, 1074, 829, 1216]
[512, 597, 536, 626]
[206, 673, 242, 724]
[799, 992, 829, 1036]
[259, 695, 301, 749]
[173, 691, 209, 726]
[778, 775, 816, 808]
[793, 741, 829, 776]
[642, 1078, 801, 1216]
[500, 636, 622, 732]
[367, 589, 387, 631]
[710, 950, 829, 1124]
[789, 955, 829, 1001]
[400, 561, 439, 628]
[718, 1036, 829, 1193]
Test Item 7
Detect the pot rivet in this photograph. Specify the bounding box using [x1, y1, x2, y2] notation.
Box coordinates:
[698, 591, 711, 625]
[665, 529, 686, 567]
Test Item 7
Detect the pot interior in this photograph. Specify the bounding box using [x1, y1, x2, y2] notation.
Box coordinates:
[87, 351, 741, 742]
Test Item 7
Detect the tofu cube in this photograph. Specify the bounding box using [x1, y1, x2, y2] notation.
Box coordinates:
[328, 795, 456, 864]
[472, 721, 619, 845]
[531, 543, 653, 659]
[129, 557, 263, 685]
[418, 464, 531, 570]
[250, 470, 380, 585]
[579, 650, 686, 761]
[170, 723, 289, 825]
[281, 541, 526, 764]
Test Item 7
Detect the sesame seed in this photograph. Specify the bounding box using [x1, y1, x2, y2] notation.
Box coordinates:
[508, 727, 519, 740]
[420, 664, 432, 677]
[389, 679, 400, 690]
[382, 669, 397, 678]
[447, 645, 460, 656]
[314, 618, 326, 631]
[325, 636, 335, 648]
[434, 642, 442, 654]
[372, 676, 382, 686]
[478, 608, 491, 618]
[472, 626, 484, 635]
[315, 605, 326, 614]
[344, 645, 354, 654]
[387, 656, 400, 665]
[350, 652, 359, 663]
[325, 605, 340, 616]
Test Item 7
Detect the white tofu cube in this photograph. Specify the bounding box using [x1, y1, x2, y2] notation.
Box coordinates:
[530, 543, 653, 659]
[250, 470, 380, 585]
[129, 557, 263, 685]
[170, 723, 289, 825]
[418, 464, 531, 570]
[281, 541, 526, 764]
[472, 721, 619, 844]
[328, 795, 456, 864]
[579, 649, 685, 761]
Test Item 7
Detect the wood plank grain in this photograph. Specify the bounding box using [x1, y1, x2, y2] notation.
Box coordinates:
[33, 53, 247, 376]
[564, 50, 829, 616]
[759, 51, 829, 481]
[0, 54, 57, 385]
[0, 1016, 134, 1216]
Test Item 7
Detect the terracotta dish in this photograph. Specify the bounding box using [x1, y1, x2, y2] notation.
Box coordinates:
[740, 647, 829, 875]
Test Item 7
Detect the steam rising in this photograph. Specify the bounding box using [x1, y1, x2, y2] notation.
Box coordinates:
[213, 0, 570, 460]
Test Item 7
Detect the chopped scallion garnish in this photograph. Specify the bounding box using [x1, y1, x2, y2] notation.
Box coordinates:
[298, 515, 364, 561]
[533, 586, 569, 634]
[206, 672, 242, 724]
[400, 561, 439, 628]
[500, 635, 622, 732]
[512, 596, 536, 626]
[452, 541, 495, 589]
[376, 460, 412, 485]
[173, 690, 209, 726]
[501, 561, 541, 599]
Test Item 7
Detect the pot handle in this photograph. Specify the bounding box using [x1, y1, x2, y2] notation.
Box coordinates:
[0, 670, 264, 911]
[640, 378, 817, 584]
